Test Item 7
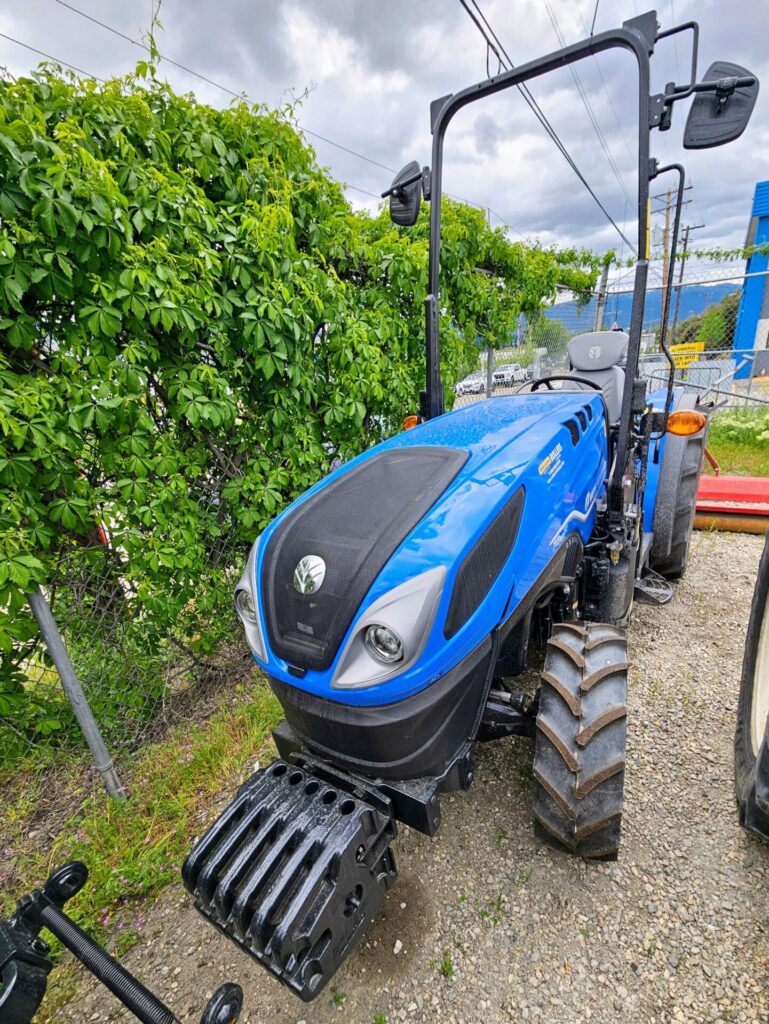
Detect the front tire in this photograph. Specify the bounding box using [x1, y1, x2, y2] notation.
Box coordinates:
[532, 622, 628, 860]
[734, 532, 769, 839]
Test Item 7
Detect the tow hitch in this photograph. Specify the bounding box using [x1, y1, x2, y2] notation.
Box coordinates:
[182, 755, 398, 1001]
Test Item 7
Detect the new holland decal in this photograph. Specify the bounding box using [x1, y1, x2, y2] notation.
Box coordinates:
[538, 441, 564, 482]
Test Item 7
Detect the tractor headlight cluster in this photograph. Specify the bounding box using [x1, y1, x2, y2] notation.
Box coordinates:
[234, 588, 258, 624]
[234, 537, 266, 662]
[331, 566, 445, 689]
[364, 624, 405, 664]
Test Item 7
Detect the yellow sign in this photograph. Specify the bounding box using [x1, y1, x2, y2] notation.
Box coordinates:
[669, 341, 704, 369]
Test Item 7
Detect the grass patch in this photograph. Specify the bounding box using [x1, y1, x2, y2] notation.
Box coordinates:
[706, 409, 769, 477]
[2, 679, 281, 951]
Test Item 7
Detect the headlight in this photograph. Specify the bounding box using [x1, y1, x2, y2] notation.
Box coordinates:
[234, 537, 265, 661]
[364, 624, 404, 664]
[331, 565, 445, 689]
[234, 588, 258, 623]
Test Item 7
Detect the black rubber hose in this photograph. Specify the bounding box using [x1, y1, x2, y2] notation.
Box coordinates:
[39, 903, 178, 1024]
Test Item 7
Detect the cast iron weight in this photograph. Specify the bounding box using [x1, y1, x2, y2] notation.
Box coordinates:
[0, 862, 243, 1024]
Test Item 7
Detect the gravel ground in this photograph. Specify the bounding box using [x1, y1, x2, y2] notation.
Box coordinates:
[63, 531, 769, 1024]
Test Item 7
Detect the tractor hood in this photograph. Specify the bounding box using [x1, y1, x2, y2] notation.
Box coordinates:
[249, 393, 606, 694]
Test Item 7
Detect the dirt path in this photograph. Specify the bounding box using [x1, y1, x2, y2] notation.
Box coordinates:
[61, 531, 769, 1024]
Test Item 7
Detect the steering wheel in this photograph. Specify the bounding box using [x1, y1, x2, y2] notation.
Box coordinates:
[529, 374, 603, 392]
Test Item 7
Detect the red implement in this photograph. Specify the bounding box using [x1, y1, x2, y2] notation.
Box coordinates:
[695, 475, 769, 534]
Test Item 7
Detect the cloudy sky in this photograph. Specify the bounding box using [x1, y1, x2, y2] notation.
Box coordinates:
[1, 0, 767, 275]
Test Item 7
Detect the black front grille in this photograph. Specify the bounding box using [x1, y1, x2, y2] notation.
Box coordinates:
[444, 488, 524, 639]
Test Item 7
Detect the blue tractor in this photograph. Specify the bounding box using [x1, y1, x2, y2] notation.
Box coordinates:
[179, 9, 759, 1006]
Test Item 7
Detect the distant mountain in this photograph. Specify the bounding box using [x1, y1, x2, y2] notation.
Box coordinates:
[546, 282, 741, 333]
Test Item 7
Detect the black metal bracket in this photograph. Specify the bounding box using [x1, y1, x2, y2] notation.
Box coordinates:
[478, 690, 537, 742]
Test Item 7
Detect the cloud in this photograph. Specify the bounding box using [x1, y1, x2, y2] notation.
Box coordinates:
[0, 0, 766, 262]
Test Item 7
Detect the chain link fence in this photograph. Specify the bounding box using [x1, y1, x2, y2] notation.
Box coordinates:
[452, 266, 769, 410]
[2, 451, 254, 793]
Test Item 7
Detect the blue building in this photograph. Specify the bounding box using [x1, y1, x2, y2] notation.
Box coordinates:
[733, 180, 769, 378]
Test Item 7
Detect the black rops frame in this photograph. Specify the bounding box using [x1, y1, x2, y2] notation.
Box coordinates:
[397, 9, 756, 520]
[425, 12, 663, 516]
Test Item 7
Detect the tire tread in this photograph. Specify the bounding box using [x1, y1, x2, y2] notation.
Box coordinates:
[532, 623, 628, 860]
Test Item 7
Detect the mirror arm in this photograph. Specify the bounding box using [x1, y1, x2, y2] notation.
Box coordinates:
[381, 167, 431, 201]
[380, 170, 421, 200]
[652, 18, 701, 129]
[656, 21, 699, 98]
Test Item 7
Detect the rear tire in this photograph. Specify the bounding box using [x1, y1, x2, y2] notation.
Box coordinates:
[734, 532, 769, 838]
[650, 400, 708, 580]
[532, 622, 628, 860]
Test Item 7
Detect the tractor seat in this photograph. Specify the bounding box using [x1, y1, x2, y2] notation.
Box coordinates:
[564, 330, 628, 421]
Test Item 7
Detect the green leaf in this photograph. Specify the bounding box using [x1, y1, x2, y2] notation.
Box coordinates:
[32, 195, 56, 237]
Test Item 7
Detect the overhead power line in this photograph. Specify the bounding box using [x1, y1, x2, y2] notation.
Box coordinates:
[542, 0, 633, 208]
[0, 31, 105, 81]
[46, 0, 531, 239]
[459, 0, 637, 256]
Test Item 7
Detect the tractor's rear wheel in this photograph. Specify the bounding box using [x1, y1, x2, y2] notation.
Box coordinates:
[532, 622, 628, 860]
[734, 531, 769, 839]
[650, 399, 708, 581]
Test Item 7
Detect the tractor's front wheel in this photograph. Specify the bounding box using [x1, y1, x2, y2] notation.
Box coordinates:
[532, 622, 628, 860]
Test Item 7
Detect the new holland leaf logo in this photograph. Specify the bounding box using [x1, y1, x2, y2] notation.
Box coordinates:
[293, 555, 326, 595]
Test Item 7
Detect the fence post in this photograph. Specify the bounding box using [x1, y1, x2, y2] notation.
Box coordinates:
[27, 586, 125, 799]
[486, 342, 494, 398]
[593, 263, 609, 331]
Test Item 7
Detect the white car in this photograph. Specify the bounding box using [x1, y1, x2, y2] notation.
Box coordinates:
[492, 362, 527, 387]
[455, 372, 487, 396]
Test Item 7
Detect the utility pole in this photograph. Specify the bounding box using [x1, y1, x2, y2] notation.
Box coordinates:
[593, 261, 610, 331]
[670, 222, 705, 340]
[650, 185, 693, 342]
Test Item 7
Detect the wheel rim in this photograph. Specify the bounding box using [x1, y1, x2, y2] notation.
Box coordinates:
[750, 590, 769, 756]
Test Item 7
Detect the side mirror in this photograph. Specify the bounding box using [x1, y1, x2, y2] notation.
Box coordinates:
[683, 61, 759, 149]
[383, 160, 423, 226]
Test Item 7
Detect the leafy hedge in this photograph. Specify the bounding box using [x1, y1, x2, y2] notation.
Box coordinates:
[0, 64, 600, 750]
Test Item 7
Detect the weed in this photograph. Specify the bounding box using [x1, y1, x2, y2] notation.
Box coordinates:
[112, 926, 139, 958]
[478, 894, 505, 925]
[495, 826, 509, 849]
[331, 986, 346, 1007]
[439, 950, 455, 978]
[374, 1014, 388, 1024]
[517, 867, 532, 885]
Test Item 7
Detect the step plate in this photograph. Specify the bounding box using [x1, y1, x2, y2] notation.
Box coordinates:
[182, 756, 397, 1001]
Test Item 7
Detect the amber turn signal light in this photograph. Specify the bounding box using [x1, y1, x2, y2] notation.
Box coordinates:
[666, 409, 707, 436]
[402, 414, 422, 430]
